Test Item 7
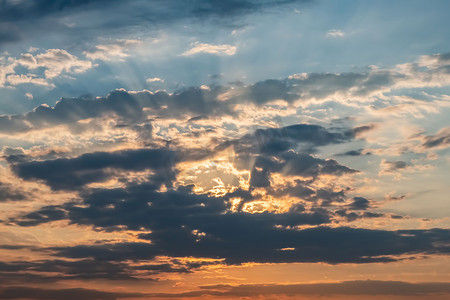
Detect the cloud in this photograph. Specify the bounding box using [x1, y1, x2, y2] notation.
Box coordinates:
[0, 0, 311, 48]
[146, 281, 450, 298]
[223, 124, 360, 189]
[336, 149, 371, 156]
[348, 196, 370, 210]
[146, 77, 164, 83]
[18, 49, 93, 78]
[0, 286, 146, 300]
[422, 126, 450, 149]
[25, 92, 33, 100]
[2, 280, 449, 299]
[45, 226, 450, 265]
[0, 259, 140, 282]
[0, 257, 206, 284]
[0, 90, 150, 133]
[0, 48, 93, 87]
[9, 177, 450, 265]
[229, 123, 358, 156]
[5, 74, 53, 87]
[1, 51, 449, 134]
[379, 159, 412, 176]
[9, 148, 177, 190]
[0, 0, 119, 22]
[0, 3, 448, 296]
[0, 182, 28, 202]
[84, 39, 140, 61]
[243, 151, 358, 188]
[0, 0, 306, 23]
[326, 29, 345, 38]
[0, 87, 232, 134]
[182, 42, 237, 56]
[6, 121, 360, 195]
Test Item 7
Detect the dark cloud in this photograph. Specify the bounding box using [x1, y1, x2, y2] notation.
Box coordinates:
[0, 23, 20, 44]
[151, 281, 450, 298]
[314, 188, 347, 205]
[3, 280, 449, 299]
[10, 182, 449, 265]
[334, 209, 384, 222]
[0, 258, 207, 284]
[422, 127, 450, 148]
[381, 160, 411, 173]
[244, 151, 357, 189]
[0, 286, 146, 300]
[286, 71, 399, 99]
[0, 0, 306, 23]
[336, 149, 371, 156]
[0, 87, 232, 134]
[12, 182, 330, 228]
[0, 259, 139, 282]
[11, 205, 68, 226]
[225, 123, 363, 161]
[281, 152, 358, 177]
[0, 0, 311, 48]
[0, 90, 150, 134]
[363, 211, 385, 218]
[0, 78, 386, 135]
[271, 180, 315, 199]
[9, 148, 177, 190]
[267, 181, 348, 207]
[0, 182, 27, 202]
[0, 0, 118, 47]
[349, 196, 370, 210]
[0, 0, 118, 22]
[220, 123, 360, 189]
[1, 146, 25, 156]
[8, 122, 359, 193]
[385, 161, 408, 169]
[48, 227, 450, 265]
[349, 124, 376, 136]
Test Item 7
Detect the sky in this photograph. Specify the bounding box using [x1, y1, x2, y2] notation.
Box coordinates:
[0, 0, 450, 299]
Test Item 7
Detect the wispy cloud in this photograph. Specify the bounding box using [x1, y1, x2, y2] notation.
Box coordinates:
[326, 29, 345, 38]
[84, 39, 140, 61]
[182, 42, 237, 56]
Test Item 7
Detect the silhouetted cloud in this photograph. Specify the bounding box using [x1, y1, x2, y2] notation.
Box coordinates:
[0, 286, 146, 300]
[349, 196, 370, 210]
[46, 226, 450, 265]
[422, 127, 450, 149]
[0, 182, 27, 202]
[147, 280, 450, 298]
[11, 182, 448, 264]
[0, 257, 209, 284]
[243, 152, 357, 188]
[234, 123, 357, 155]
[0, 79, 385, 135]
[336, 149, 371, 156]
[379, 159, 413, 176]
[9, 148, 177, 190]
[3, 280, 448, 299]
[0, 0, 311, 47]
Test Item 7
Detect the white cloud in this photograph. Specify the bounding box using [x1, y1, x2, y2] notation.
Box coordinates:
[6, 74, 53, 87]
[146, 77, 164, 83]
[0, 48, 93, 87]
[182, 42, 237, 56]
[17, 49, 93, 79]
[84, 39, 140, 61]
[326, 29, 345, 38]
